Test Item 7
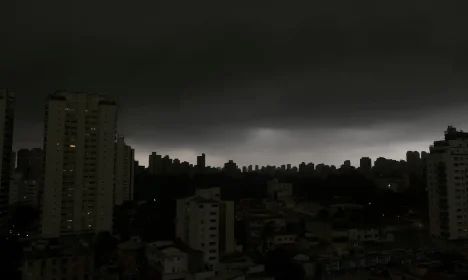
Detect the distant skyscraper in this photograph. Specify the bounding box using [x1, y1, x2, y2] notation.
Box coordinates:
[344, 160, 351, 167]
[307, 163, 315, 174]
[148, 152, 162, 174]
[41, 91, 117, 237]
[406, 151, 421, 169]
[421, 151, 428, 160]
[360, 157, 372, 174]
[0, 89, 15, 228]
[299, 162, 306, 172]
[197, 153, 206, 169]
[162, 155, 173, 174]
[223, 160, 238, 176]
[248, 165, 253, 172]
[427, 126, 468, 240]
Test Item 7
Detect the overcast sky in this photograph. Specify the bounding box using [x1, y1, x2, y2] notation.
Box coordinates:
[2, 1, 468, 167]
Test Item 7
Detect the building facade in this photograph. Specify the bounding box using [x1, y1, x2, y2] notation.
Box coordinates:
[9, 172, 39, 207]
[267, 179, 293, 201]
[0, 89, 15, 229]
[146, 241, 188, 280]
[176, 187, 235, 268]
[427, 126, 468, 240]
[359, 157, 372, 175]
[41, 91, 117, 237]
[114, 136, 135, 205]
[148, 152, 162, 175]
[16, 148, 43, 180]
[21, 238, 94, 280]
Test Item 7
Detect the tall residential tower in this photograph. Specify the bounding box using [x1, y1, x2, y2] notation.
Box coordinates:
[41, 91, 117, 237]
[0, 89, 15, 229]
[427, 126, 468, 240]
[114, 136, 135, 205]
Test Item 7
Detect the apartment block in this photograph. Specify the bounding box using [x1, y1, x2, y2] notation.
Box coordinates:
[41, 91, 117, 237]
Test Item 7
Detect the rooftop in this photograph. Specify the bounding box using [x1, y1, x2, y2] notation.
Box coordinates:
[160, 247, 184, 256]
[23, 236, 93, 260]
[208, 270, 244, 280]
[147, 241, 174, 249]
[445, 126, 468, 140]
[191, 196, 219, 204]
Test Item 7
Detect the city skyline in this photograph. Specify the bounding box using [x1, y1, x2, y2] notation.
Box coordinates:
[5, 92, 456, 168]
[4, 1, 468, 167]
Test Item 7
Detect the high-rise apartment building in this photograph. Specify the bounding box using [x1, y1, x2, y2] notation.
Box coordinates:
[148, 152, 162, 175]
[197, 153, 206, 169]
[17, 149, 30, 175]
[41, 91, 117, 237]
[360, 157, 372, 174]
[9, 172, 39, 207]
[0, 89, 15, 229]
[223, 160, 238, 176]
[176, 187, 235, 269]
[11, 151, 16, 175]
[114, 136, 135, 205]
[16, 148, 43, 180]
[427, 126, 468, 240]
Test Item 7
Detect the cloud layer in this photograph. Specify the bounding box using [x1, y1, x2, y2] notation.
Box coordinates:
[3, 0, 468, 166]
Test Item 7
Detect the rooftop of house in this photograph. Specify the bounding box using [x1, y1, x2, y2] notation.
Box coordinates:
[23, 235, 94, 260]
[191, 196, 219, 204]
[208, 270, 244, 280]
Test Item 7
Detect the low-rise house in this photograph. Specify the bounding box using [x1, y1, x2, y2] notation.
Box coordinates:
[21, 237, 94, 280]
[146, 241, 188, 280]
[265, 233, 297, 252]
[117, 236, 145, 279]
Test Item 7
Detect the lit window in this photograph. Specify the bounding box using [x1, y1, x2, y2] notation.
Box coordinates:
[70, 144, 76, 148]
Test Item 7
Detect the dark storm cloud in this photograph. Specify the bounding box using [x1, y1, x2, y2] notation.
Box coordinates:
[2, 0, 468, 165]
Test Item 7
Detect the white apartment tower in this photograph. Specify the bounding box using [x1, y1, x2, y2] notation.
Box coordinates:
[176, 187, 235, 267]
[42, 91, 117, 237]
[427, 126, 468, 240]
[114, 136, 135, 205]
[0, 89, 15, 229]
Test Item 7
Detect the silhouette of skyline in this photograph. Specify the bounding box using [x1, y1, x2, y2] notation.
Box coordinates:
[3, 1, 468, 166]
